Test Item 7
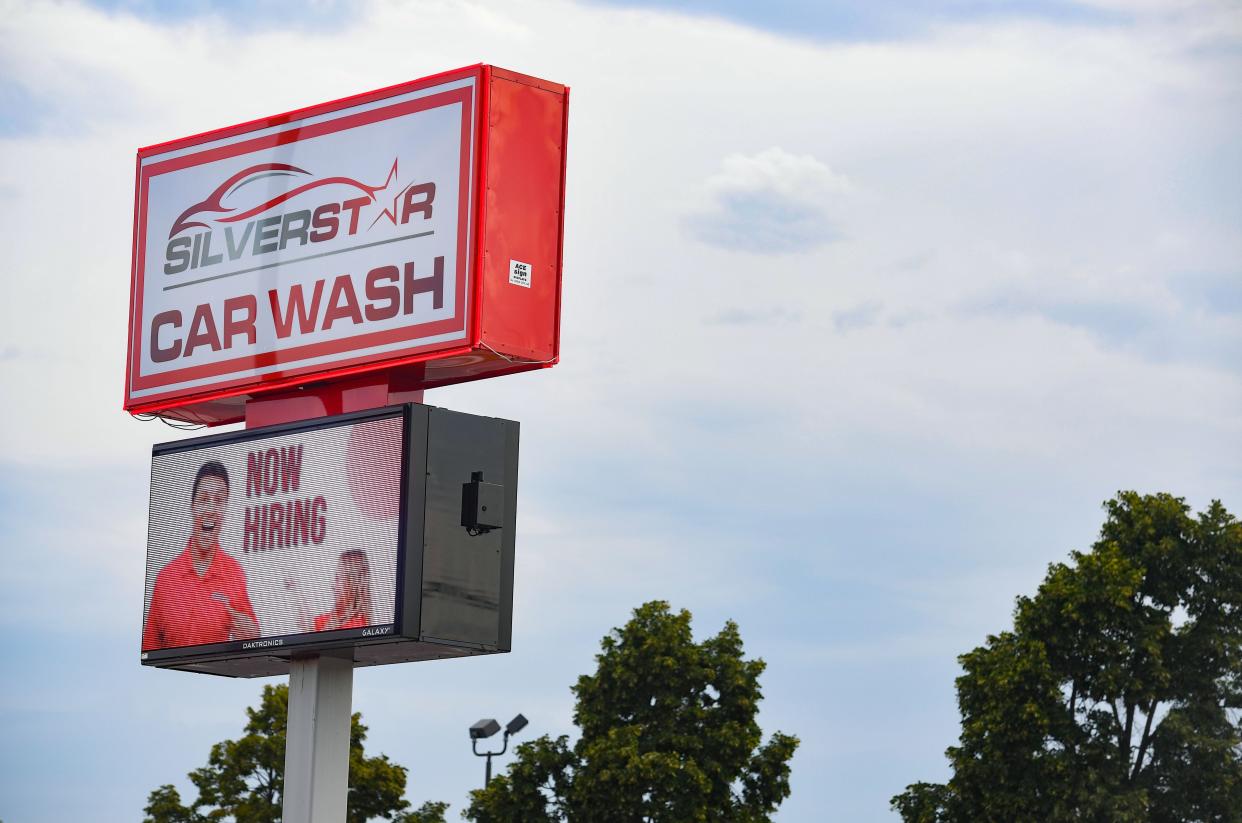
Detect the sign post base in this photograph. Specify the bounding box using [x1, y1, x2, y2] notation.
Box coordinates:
[283, 654, 353, 823]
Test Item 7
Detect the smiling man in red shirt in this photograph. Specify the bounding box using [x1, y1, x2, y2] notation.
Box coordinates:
[143, 460, 260, 651]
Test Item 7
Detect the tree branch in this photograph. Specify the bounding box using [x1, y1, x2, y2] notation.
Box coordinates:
[1066, 680, 1079, 753]
[1131, 699, 1159, 782]
[1109, 700, 1126, 757]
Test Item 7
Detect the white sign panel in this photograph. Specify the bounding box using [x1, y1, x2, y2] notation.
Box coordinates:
[128, 77, 477, 405]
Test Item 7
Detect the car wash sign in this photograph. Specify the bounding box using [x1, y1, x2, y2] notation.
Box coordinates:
[126, 75, 475, 410]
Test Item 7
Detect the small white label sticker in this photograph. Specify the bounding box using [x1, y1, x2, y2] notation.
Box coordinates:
[509, 259, 532, 288]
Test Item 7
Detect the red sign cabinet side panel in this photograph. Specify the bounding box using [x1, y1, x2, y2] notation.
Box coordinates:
[477, 70, 568, 364]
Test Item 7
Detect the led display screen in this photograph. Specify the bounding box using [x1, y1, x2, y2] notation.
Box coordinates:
[142, 411, 405, 662]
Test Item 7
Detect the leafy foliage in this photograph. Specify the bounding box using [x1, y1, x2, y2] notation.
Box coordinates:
[892, 492, 1242, 822]
[465, 600, 798, 822]
[143, 684, 445, 823]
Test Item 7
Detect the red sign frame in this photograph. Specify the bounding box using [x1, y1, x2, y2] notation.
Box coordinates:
[125, 65, 568, 425]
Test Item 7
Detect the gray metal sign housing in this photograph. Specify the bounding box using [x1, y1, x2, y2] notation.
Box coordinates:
[140, 402, 518, 677]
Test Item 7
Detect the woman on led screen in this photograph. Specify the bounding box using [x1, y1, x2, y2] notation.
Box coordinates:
[316, 549, 374, 631]
[286, 549, 375, 633]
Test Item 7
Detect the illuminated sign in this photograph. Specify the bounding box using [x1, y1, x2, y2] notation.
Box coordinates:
[125, 65, 569, 424]
[141, 403, 518, 677]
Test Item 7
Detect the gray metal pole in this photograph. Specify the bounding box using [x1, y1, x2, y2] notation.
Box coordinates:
[283, 655, 354, 823]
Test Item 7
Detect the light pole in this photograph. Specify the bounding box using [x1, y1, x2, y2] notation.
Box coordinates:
[469, 714, 528, 787]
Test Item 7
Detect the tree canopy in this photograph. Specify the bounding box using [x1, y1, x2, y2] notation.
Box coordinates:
[892, 491, 1242, 822]
[143, 683, 446, 823]
[465, 600, 799, 823]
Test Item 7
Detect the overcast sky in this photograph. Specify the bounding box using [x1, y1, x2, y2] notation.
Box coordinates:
[1, 1, 1239, 821]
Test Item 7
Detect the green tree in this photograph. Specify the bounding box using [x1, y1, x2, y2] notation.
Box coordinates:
[143, 683, 446, 823]
[465, 600, 799, 822]
[892, 492, 1242, 822]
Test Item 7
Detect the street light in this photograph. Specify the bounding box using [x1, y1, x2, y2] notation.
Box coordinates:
[469, 713, 528, 787]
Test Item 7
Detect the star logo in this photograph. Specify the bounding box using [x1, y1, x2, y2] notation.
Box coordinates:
[367, 159, 423, 231]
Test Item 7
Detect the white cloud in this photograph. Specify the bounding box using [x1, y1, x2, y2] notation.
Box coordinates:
[684, 147, 851, 253]
[709, 147, 851, 199]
